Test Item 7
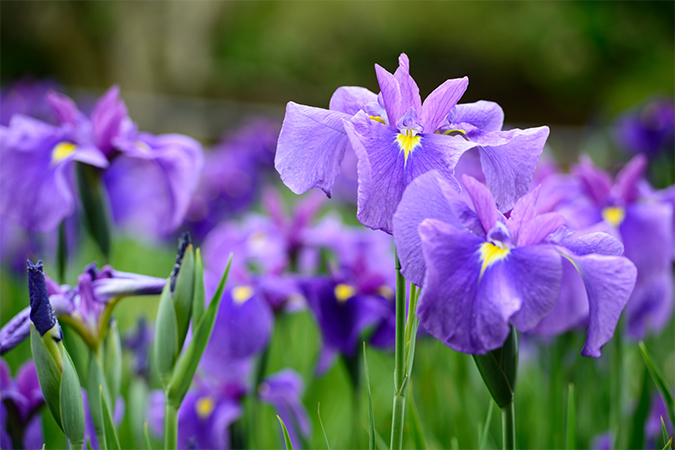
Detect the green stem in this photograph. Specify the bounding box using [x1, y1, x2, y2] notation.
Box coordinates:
[57, 220, 67, 284]
[164, 399, 178, 450]
[610, 320, 624, 448]
[390, 252, 407, 450]
[501, 401, 515, 450]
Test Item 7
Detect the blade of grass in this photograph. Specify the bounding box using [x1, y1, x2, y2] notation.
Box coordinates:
[662, 417, 669, 448]
[363, 343, 375, 450]
[566, 383, 575, 450]
[317, 403, 331, 450]
[277, 415, 294, 450]
[639, 342, 675, 427]
[143, 422, 152, 450]
[478, 401, 495, 450]
[406, 386, 427, 450]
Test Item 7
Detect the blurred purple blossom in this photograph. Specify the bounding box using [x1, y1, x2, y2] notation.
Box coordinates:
[615, 98, 675, 157]
[0, 358, 44, 450]
[0, 78, 59, 126]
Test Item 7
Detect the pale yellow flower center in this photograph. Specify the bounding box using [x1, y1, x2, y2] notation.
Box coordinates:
[51, 142, 77, 163]
[602, 206, 625, 227]
[232, 286, 254, 304]
[395, 129, 421, 165]
[334, 283, 355, 303]
[478, 242, 511, 278]
[195, 396, 215, 419]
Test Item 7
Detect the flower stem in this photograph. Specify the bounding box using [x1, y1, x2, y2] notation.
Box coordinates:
[501, 401, 515, 450]
[164, 398, 178, 450]
[390, 252, 407, 450]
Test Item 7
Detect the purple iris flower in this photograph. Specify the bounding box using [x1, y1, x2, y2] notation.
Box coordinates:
[124, 317, 154, 380]
[646, 393, 673, 448]
[0, 112, 108, 232]
[0, 85, 203, 237]
[591, 432, 614, 450]
[0, 78, 59, 126]
[614, 98, 675, 157]
[0, 262, 165, 354]
[536, 155, 674, 339]
[276, 53, 549, 233]
[0, 358, 44, 450]
[393, 171, 637, 356]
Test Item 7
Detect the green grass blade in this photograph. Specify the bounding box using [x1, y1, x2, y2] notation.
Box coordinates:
[374, 428, 388, 450]
[277, 415, 294, 450]
[363, 342, 375, 450]
[451, 437, 459, 450]
[317, 403, 331, 450]
[143, 422, 152, 450]
[662, 417, 669, 448]
[639, 342, 675, 427]
[566, 383, 575, 450]
[478, 401, 495, 450]
[407, 387, 427, 450]
[99, 386, 121, 450]
[661, 437, 672, 450]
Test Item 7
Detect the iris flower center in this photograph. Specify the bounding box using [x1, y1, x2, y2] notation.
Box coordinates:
[334, 283, 355, 302]
[232, 286, 254, 304]
[51, 142, 77, 163]
[478, 241, 510, 279]
[395, 129, 421, 164]
[602, 206, 625, 227]
[196, 396, 215, 419]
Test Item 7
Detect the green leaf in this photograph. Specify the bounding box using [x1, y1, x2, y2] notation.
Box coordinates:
[629, 366, 652, 450]
[317, 403, 331, 450]
[451, 437, 459, 450]
[478, 401, 494, 450]
[76, 163, 111, 261]
[374, 428, 388, 450]
[88, 352, 111, 449]
[87, 437, 94, 450]
[662, 437, 673, 450]
[192, 248, 206, 329]
[59, 343, 85, 448]
[103, 320, 122, 402]
[277, 415, 294, 450]
[167, 255, 232, 406]
[154, 281, 179, 387]
[407, 387, 427, 450]
[662, 417, 669, 448]
[566, 383, 575, 450]
[30, 324, 63, 431]
[639, 342, 675, 427]
[143, 422, 152, 450]
[363, 343, 375, 450]
[99, 386, 121, 450]
[473, 326, 518, 409]
[173, 245, 195, 350]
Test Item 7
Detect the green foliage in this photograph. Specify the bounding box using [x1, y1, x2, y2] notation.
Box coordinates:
[277, 415, 294, 450]
[640, 341, 675, 427]
[100, 386, 121, 450]
[153, 282, 179, 387]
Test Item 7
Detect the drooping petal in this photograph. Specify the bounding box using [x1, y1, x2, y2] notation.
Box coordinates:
[346, 111, 471, 233]
[474, 125, 550, 213]
[393, 170, 472, 286]
[461, 174, 500, 234]
[417, 219, 514, 354]
[0, 307, 30, 355]
[625, 269, 674, 339]
[275, 102, 351, 197]
[571, 155, 613, 205]
[449, 101, 504, 132]
[613, 154, 647, 204]
[620, 202, 673, 281]
[329, 86, 377, 116]
[506, 245, 562, 331]
[561, 250, 637, 357]
[529, 256, 590, 336]
[420, 77, 469, 133]
[70, 145, 109, 168]
[556, 231, 625, 257]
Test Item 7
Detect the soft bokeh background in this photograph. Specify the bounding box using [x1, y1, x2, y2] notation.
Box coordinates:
[1, 2, 673, 449]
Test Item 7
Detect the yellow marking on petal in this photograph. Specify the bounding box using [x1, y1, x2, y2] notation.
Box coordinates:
[233, 286, 254, 304]
[334, 284, 355, 303]
[602, 206, 625, 227]
[441, 129, 467, 136]
[395, 130, 421, 164]
[478, 242, 510, 278]
[135, 140, 152, 153]
[51, 142, 77, 163]
[248, 231, 267, 252]
[195, 396, 215, 419]
[369, 115, 386, 125]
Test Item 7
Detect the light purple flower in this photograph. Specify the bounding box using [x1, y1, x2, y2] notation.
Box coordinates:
[0, 358, 44, 450]
[393, 171, 637, 356]
[276, 53, 549, 233]
[0, 78, 59, 126]
[537, 154, 674, 339]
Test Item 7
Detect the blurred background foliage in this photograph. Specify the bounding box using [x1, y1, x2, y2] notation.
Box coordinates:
[1, 2, 674, 449]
